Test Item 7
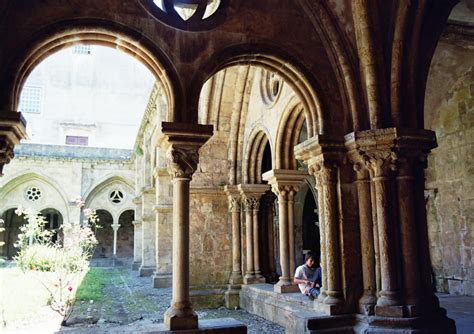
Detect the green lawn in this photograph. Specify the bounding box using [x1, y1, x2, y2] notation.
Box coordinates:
[74, 267, 110, 302]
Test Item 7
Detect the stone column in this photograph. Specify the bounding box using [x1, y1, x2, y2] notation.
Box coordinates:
[314, 174, 327, 302]
[263, 169, 307, 294]
[367, 153, 401, 310]
[132, 219, 142, 270]
[314, 162, 343, 305]
[112, 223, 120, 256]
[224, 185, 243, 308]
[139, 187, 156, 277]
[396, 154, 422, 316]
[295, 137, 345, 305]
[238, 184, 269, 284]
[0, 111, 27, 176]
[353, 162, 376, 314]
[288, 189, 296, 280]
[153, 154, 174, 288]
[162, 122, 212, 331]
[344, 128, 438, 318]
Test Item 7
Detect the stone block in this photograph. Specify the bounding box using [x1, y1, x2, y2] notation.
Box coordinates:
[374, 305, 404, 317]
[153, 273, 172, 288]
[151, 318, 246, 333]
[447, 279, 464, 295]
[273, 284, 300, 293]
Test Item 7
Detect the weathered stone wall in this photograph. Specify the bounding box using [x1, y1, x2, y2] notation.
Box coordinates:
[425, 30, 474, 296]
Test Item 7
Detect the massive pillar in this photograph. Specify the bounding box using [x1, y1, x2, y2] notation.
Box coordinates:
[238, 184, 269, 284]
[224, 185, 243, 308]
[153, 160, 173, 288]
[132, 219, 142, 270]
[263, 169, 307, 294]
[162, 122, 212, 331]
[0, 112, 27, 177]
[139, 187, 156, 277]
[345, 128, 439, 318]
[295, 137, 344, 305]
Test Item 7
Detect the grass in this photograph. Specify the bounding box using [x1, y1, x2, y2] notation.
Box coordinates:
[74, 267, 111, 302]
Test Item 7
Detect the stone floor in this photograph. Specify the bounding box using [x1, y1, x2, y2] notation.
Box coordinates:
[437, 293, 474, 334]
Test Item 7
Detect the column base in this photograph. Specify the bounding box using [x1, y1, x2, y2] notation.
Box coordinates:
[132, 261, 141, 271]
[164, 306, 198, 330]
[243, 275, 264, 284]
[323, 291, 344, 305]
[153, 272, 172, 288]
[375, 305, 404, 317]
[228, 272, 243, 285]
[155, 318, 246, 333]
[358, 294, 377, 315]
[139, 265, 155, 277]
[273, 282, 300, 293]
[225, 285, 241, 309]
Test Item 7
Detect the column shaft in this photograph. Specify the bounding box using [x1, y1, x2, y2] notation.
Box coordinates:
[288, 191, 296, 279]
[253, 208, 263, 278]
[315, 178, 327, 302]
[231, 209, 242, 277]
[276, 192, 291, 286]
[245, 206, 255, 280]
[321, 166, 343, 305]
[355, 171, 376, 313]
[397, 168, 420, 312]
[373, 175, 400, 306]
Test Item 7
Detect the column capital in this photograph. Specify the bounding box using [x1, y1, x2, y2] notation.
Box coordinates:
[0, 111, 27, 176]
[238, 184, 270, 211]
[162, 122, 213, 179]
[224, 186, 241, 213]
[344, 128, 437, 178]
[262, 169, 308, 196]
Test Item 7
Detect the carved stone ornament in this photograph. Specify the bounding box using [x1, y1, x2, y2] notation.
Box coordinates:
[228, 196, 241, 212]
[242, 196, 260, 211]
[0, 136, 15, 176]
[166, 146, 199, 179]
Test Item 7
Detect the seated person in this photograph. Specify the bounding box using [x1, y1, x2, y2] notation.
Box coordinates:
[293, 251, 321, 300]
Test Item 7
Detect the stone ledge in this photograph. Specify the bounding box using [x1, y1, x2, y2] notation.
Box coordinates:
[147, 318, 246, 333]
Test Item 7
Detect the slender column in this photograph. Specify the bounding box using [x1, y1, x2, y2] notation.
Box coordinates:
[315, 175, 327, 302]
[243, 196, 256, 282]
[276, 190, 291, 288]
[288, 189, 296, 280]
[354, 163, 376, 314]
[112, 223, 120, 256]
[396, 155, 421, 315]
[266, 195, 277, 281]
[252, 202, 263, 279]
[315, 163, 343, 305]
[262, 169, 309, 293]
[162, 122, 212, 331]
[239, 184, 269, 284]
[370, 172, 381, 292]
[367, 154, 401, 308]
[225, 186, 243, 284]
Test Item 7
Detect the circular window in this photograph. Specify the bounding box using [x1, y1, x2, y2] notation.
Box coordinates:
[25, 186, 42, 202]
[109, 190, 125, 204]
[139, 0, 231, 31]
[260, 69, 284, 107]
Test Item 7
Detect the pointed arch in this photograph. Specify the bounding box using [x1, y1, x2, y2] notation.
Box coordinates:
[243, 127, 272, 184]
[275, 96, 307, 170]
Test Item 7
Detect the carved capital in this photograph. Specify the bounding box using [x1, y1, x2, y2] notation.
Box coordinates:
[0, 111, 27, 177]
[242, 196, 260, 211]
[0, 136, 15, 176]
[166, 145, 199, 179]
[310, 161, 338, 185]
[362, 151, 397, 178]
[228, 196, 241, 212]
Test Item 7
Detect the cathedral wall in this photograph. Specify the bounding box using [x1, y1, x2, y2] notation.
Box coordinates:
[425, 31, 474, 296]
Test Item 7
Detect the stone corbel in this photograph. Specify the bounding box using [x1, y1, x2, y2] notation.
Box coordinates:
[0, 111, 27, 176]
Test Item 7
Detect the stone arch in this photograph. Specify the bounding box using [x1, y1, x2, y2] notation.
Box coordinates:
[243, 127, 272, 184]
[191, 44, 328, 136]
[0, 172, 70, 223]
[2, 19, 179, 122]
[84, 175, 134, 211]
[93, 209, 114, 258]
[275, 96, 306, 170]
[117, 209, 135, 257]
